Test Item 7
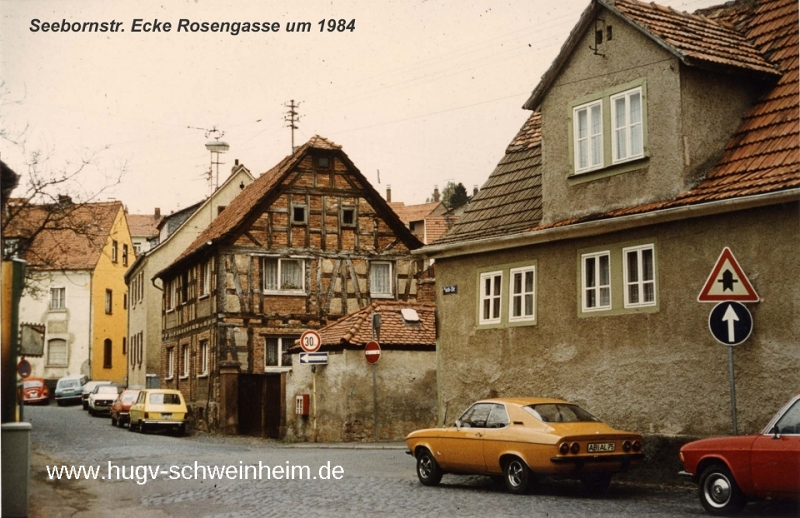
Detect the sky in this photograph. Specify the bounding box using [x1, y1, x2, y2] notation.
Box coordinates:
[1, 0, 724, 216]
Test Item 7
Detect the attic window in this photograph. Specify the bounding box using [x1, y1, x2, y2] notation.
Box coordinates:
[595, 30, 603, 45]
[292, 206, 307, 224]
[341, 207, 355, 227]
[317, 156, 330, 169]
[401, 308, 420, 323]
[606, 26, 613, 41]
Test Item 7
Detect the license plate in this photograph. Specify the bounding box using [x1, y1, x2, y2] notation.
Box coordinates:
[588, 442, 615, 453]
[159, 413, 172, 419]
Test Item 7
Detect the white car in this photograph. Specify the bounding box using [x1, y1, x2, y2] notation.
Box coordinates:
[82, 381, 113, 410]
[88, 385, 120, 416]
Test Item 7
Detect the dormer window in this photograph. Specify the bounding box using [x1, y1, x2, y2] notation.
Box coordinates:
[570, 80, 647, 177]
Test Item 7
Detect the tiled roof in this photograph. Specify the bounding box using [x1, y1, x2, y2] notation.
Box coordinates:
[523, 0, 781, 110]
[127, 213, 160, 238]
[389, 201, 442, 224]
[159, 135, 421, 279]
[434, 112, 543, 245]
[529, 0, 799, 228]
[301, 300, 435, 351]
[609, 0, 779, 75]
[424, 215, 460, 244]
[3, 201, 122, 270]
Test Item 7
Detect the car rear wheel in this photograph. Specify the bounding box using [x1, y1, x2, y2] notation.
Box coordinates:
[503, 457, 531, 494]
[110, 415, 117, 426]
[416, 449, 442, 486]
[699, 464, 746, 515]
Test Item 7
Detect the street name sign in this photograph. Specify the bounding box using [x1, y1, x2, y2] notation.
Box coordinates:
[708, 301, 753, 346]
[698, 247, 759, 302]
[299, 330, 322, 353]
[299, 352, 328, 365]
[365, 341, 381, 364]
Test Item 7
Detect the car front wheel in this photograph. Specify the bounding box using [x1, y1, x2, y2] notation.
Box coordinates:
[504, 457, 531, 494]
[416, 449, 442, 486]
[699, 464, 746, 515]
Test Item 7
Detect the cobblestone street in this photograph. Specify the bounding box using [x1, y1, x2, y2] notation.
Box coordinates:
[24, 405, 798, 517]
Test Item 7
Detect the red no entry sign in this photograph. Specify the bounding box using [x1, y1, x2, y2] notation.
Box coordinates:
[365, 341, 381, 364]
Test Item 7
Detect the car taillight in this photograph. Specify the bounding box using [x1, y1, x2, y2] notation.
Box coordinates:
[632, 440, 642, 452]
[559, 442, 570, 454]
[570, 442, 580, 454]
[623, 441, 632, 452]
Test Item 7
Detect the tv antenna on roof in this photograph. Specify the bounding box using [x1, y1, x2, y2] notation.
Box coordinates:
[284, 100, 302, 154]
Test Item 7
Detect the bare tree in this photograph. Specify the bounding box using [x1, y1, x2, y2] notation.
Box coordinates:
[1, 82, 127, 294]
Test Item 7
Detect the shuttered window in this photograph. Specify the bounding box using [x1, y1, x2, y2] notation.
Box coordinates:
[47, 339, 67, 366]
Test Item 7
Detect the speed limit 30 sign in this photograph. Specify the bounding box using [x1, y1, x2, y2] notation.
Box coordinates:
[299, 330, 322, 353]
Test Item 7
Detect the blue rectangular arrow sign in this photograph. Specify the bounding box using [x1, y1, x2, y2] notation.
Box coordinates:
[299, 352, 328, 365]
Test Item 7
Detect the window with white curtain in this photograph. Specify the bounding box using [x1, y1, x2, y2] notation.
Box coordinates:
[370, 262, 392, 297]
[263, 258, 305, 293]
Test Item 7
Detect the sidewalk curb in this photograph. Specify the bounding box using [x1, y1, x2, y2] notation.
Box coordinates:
[280, 442, 407, 450]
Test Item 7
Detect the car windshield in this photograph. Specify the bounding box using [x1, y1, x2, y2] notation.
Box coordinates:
[24, 380, 43, 388]
[523, 404, 600, 423]
[95, 386, 118, 394]
[58, 379, 79, 388]
[772, 399, 800, 435]
[149, 393, 182, 405]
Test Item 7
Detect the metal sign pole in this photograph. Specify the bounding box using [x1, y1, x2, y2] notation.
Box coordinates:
[371, 312, 378, 442]
[728, 346, 738, 435]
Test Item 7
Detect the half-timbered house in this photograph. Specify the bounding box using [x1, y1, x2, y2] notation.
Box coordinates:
[154, 136, 425, 437]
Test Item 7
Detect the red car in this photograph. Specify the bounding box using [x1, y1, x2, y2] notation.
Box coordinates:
[679, 395, 800, 515]
[110, 389, 140, 427]
[22, 378, 49, 404]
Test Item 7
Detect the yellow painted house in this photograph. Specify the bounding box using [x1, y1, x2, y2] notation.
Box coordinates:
[6, 200, 132, 385]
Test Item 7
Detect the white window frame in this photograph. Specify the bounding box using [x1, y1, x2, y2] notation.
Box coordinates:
[133, 242, 142, 255]
[262, 258, 306, 294]
[264, 337, 294, 371]
[166, 348, 175, 379]
[199, 261, 211, 298]
[180, 344, 189, 379]
[369, 261, 393, 298]
[508, 266, 536, 322]
[50, 287, 66, 310]
[111, 240, 118, 263]
[581, 251, 612, 312]
[138, 272, 144, 302]
[623, 244, 656, 308]
[198, 340, 209, 377]
[611, 87, 644, 164]
[105, 289, 113, 314]
[573, 99, 603, 173]
[479, 271, 503, 325]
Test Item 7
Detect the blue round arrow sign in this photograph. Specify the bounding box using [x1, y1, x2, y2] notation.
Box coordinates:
[708, 301, 752, 346]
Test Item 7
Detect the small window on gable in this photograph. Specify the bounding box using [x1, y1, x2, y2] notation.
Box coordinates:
[112, 240, 119, 263]
[341, 207, 355, 227]
[122, 244, 128, 266]
[292, 206, 307, 224]
[317, 156, 330, 169]
[218, 206, 226, 216]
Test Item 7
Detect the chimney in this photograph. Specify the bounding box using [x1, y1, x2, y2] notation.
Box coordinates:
[473, 184, 479, 197]
[154, 207, 161, 220]
[235, 159, 239, 166]
[433, 185, 440, 202]
[386, 184, 392, 203]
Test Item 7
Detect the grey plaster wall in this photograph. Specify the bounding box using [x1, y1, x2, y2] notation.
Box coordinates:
[538, 8, 764, 225]
[434, 203, 799, 438]
[284, 349, 437, 442]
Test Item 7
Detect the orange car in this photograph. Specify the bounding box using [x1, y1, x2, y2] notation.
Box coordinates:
[406, 397, 643, 494]
[22, 378, 49, 404]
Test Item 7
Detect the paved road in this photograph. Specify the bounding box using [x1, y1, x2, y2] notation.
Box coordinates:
[24, 404, 799, 517]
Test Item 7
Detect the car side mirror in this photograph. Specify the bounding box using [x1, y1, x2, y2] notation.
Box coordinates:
[769, 424, 781, 439]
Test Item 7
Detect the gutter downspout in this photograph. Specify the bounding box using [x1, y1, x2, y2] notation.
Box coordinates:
[416, 190, 800, 260]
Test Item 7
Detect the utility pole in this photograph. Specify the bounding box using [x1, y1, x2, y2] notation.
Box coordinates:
[284, 100, 301, 154]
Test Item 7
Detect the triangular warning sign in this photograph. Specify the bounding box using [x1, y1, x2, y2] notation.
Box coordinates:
[698, 247, 759, 302]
